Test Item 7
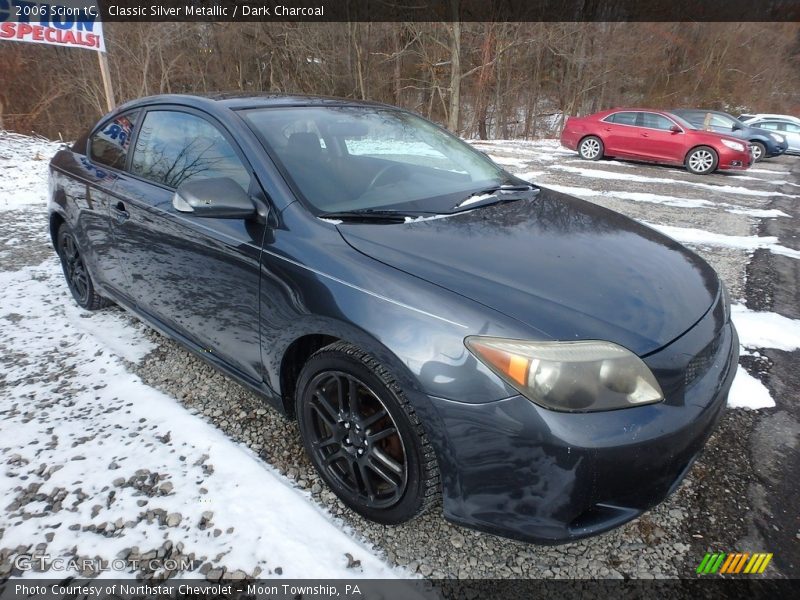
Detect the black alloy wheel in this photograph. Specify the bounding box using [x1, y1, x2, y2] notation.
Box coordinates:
[296, 342, 439, 523]
[306, 370, 407, 507]
[57, 224, 110, 310]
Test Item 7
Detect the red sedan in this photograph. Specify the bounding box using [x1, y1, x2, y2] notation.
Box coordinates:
[560, 109, 752, 175]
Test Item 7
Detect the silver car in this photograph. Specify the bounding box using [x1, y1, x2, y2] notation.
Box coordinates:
[746, 118, 800, 156]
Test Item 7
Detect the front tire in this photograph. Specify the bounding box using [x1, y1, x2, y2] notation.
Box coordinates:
[685, 146, 718, 175]
[295, 342, 439, 524]
[750, 141, 766, 162]
[57, 224, 111, 310]
[578, 136, 604, 161]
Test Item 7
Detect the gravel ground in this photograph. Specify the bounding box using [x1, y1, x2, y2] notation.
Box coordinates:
[1, 138, 798, 581]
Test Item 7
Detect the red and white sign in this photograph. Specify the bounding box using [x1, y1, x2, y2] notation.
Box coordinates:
[0, 1, 105, 52]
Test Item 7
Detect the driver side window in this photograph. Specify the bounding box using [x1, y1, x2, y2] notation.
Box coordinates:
[130, 110, 251, 191]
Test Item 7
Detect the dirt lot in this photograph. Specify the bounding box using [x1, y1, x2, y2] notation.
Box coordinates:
[1, 134, 798, 580]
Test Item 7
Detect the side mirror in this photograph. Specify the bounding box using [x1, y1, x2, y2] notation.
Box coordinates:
[670, 125, 682, 134]
[732, 123, 743, 131]
[172, 177, 255, 219]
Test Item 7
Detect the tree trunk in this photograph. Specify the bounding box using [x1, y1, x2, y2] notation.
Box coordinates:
[475, 24, 495, 140]
[447, 1, 461, 133]
[394, 28, 402, 104]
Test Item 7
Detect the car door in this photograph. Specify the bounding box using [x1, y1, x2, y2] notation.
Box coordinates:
[635, 112, 687, 163]
[79, 110, 139, 293]
[599, 111, 642, 157]
[110, 107, 267, 383]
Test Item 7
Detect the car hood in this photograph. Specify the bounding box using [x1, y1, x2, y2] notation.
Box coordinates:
[336, 188, 720, 355]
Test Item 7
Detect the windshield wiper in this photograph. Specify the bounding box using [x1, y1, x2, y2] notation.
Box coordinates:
[319, 209, 428, 224]
[454, 184, 539, 210]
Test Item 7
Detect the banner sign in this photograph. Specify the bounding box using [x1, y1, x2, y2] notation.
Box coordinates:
[0, 1, 104, 52]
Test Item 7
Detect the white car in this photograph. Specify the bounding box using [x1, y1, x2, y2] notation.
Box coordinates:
[745, 118, 800, 156]
[739, 113, 800, 126]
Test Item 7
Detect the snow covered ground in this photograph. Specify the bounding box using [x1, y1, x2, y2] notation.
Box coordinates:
[1, 130, 799, 580]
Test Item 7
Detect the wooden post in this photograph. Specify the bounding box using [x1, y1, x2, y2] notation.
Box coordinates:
[97, 51, 115, 113]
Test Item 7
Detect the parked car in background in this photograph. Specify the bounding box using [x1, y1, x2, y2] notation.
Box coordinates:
[671, 109, 787, 162]
[744, 118, 800, 156]
[739, 113, 800, 127]
[49, 93, 739, 544]
[560, 108, 752, 174]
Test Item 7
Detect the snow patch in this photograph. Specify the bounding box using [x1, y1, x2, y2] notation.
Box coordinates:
[731, 304, 800, 351]
[548, 164, 800, 198]
[0, 258, 400, 578]
[543, 183, 715, 209]
[728, 365, 775, 410]
[455, 193, 497, 208]
[645, 222, 800, 259]
[0, 131, 61, 211]
[487, 155, 530, 168]
[724, 207, 790, 218]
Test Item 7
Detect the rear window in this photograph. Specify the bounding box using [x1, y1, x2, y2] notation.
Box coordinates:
[89, 111, 138, 170]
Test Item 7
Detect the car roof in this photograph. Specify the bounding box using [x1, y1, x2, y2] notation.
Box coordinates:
[592, 108, 677, 119]
[671, 109, 731, 116]
[113, 92, 394, 115]
[742, 113, 800, 124]
[606, 108, 671, 113]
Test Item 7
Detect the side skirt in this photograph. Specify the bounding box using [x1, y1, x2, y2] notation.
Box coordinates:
[101, 288, 286, 414]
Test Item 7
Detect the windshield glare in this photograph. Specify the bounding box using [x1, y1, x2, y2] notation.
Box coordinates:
[242, 106, 514, 214]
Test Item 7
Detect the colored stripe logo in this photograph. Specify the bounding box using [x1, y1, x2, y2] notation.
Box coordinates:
[697, 552, 772, 574]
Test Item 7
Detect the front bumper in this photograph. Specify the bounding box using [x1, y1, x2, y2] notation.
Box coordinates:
[717, 146, 753, 170]
[422, 317, 738, 544]
[765, 140, 789, 157]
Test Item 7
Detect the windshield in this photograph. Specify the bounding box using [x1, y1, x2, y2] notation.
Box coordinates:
[241, 106, 517, 214]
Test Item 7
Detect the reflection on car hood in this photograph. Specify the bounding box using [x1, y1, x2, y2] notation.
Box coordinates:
[336, 188, 720, 355]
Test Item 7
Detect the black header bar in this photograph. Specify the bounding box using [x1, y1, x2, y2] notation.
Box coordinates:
[2, 0, 800, 23]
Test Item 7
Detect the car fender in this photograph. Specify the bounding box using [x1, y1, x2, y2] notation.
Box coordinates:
[258, 203, 531, 408]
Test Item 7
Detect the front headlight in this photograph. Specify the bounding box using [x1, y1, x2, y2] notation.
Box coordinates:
[465, 337, 664, 412]
[769, 133, 785, 143]
[721, 139, 745, 152]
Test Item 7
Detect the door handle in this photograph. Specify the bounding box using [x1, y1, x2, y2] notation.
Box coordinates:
[604, 127, 612, 131]
[114, 201, 130, 224]
[641, 133, 649, 137]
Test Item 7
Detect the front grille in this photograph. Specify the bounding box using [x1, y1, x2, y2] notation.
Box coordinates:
[685, 332, 722, 388]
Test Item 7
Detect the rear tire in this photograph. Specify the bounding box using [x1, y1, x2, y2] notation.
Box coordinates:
[57, 224, 111, 311]
[685, 146, 718, 175]
[578, 136, 604, 161]
[750, 141, 766, 162]
[295, 341, 439, 524]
